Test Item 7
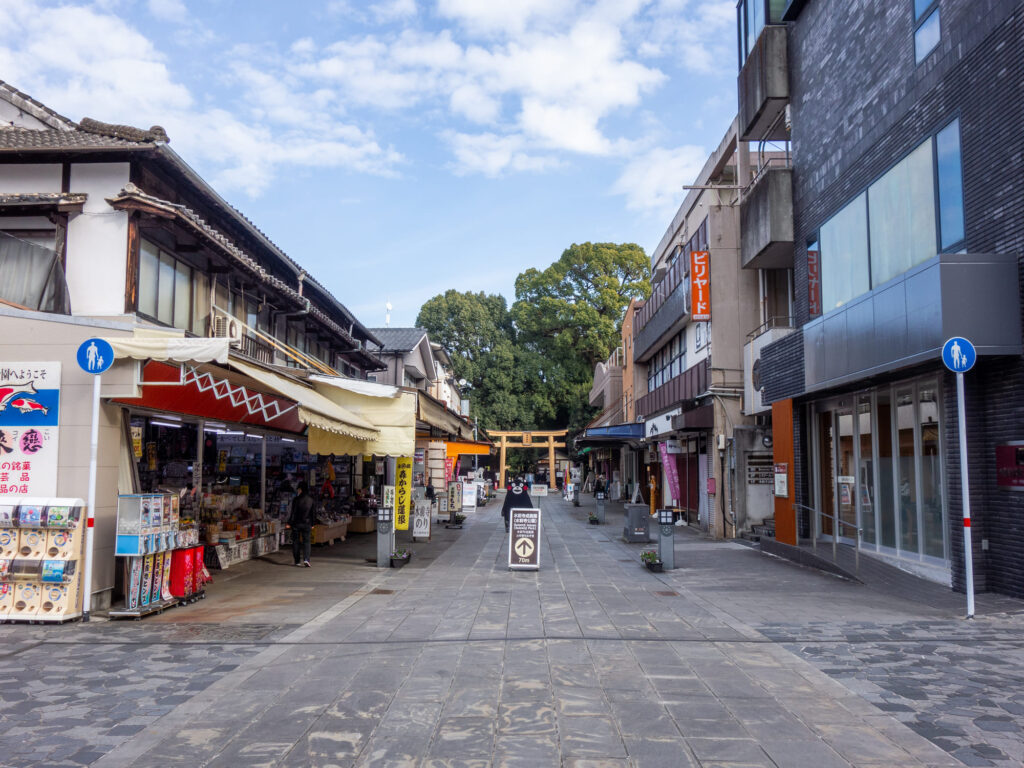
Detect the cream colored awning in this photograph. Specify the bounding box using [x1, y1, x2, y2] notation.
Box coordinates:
[106, 336, 230, 364]
[417, 391, 471, 438]
[308, 375, 417, 457]
[230, 359, 378, 441]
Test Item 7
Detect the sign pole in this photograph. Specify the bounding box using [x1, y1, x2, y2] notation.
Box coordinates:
[82, 372, 100, 622]
[956, 371, 975, 618]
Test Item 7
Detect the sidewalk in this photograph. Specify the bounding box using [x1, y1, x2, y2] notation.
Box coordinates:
[0, 493, 1020, 767]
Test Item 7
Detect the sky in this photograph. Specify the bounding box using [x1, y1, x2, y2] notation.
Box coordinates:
[0, 0, 740, 327]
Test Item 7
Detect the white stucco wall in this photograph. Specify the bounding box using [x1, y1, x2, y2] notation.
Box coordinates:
[0, 163, 62, 192]
[65, 163, 130, 317]
[0, 101, 50, 129]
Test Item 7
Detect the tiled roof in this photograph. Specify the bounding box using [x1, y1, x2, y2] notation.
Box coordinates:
[368, 327, 428, 353]
[0, 192, 87, 206]
[0, 80, 77, 130]
[0, 126, 149, 150]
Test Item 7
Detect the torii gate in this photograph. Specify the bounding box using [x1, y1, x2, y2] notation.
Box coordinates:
[489, 430, 568, 490]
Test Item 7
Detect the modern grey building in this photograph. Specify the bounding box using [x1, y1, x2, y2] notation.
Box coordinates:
[743, 0, 1024, 596]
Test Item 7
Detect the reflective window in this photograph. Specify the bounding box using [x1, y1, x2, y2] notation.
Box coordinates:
[173, 261, 191, 331]
[919, 385, 945, 558]
[936, 119, 965, 248]
[914, 0, 933, 19]
[915, 9, 940, 63]
[820, 193, 869, 310]
[868, 140, 936, 286]
[157, 253, 175, 326]
[896, 389, 918, 554]
[138, 241, 158, 318]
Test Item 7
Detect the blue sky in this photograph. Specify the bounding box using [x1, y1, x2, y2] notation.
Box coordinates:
[0, 0, 739, 327]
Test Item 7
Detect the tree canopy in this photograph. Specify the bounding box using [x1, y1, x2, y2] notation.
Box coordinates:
[415, 242, 650, 439]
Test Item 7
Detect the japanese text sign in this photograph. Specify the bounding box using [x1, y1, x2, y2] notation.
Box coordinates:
[807, 250, 822, 318]
[508, 508, 541, 570]
[690, 251, 711, 321]
[0, 362, 61, 496]
[395, 457, 412, 530]
[383, 485, 396, 511]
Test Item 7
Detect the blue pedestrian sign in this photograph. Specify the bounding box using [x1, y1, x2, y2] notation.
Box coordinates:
[77, 338, 114, 375]
[942, 337, 976, 374]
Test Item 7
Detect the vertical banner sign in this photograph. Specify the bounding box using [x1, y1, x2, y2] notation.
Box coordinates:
[807, 249, 822, 317]
[395, 457, 412, 530]
[508, 508, 541, 570]
[0, 362, 61, 495]
[658, 442, 681, 504]
[382, 485, 396, 511]
[445, 457, 455, 482]
[412, 500, 431, 540]
[690, 251, 711, 321]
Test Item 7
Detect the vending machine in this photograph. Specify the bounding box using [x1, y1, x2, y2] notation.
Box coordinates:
[0, 497, 86, 622]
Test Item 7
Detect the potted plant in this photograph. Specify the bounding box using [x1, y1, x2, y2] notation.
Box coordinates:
[454, 513, 466, 525]
[640, 550, 663, 572]
[588, 514, 600, 525]
[390, 547, 412, 569]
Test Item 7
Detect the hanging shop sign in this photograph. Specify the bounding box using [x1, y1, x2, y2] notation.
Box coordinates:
[996, 443, 1024, 491]
[131, 425, 143, 459]
[690, 250, 711, 321]
[445, 456, 455, 481]
[508, 508, 541, 570]
[644, 408, 681, 440]
[0, 362, 61, 496]
[383, 485, 396, 511]
[395, 457, 412, 530]
[448, 481, 463, 513]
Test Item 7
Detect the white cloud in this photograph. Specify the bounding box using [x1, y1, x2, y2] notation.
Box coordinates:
[0, 2, 403, 197]
[148, 0, 188, 24]
[612, 145, 707, 216]
[437, 0, 578, 35]
[370, 0, 416, 22]
[445, 132, 559, 177]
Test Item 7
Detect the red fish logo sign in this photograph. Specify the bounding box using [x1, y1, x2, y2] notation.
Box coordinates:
[0, 380, 39, 413]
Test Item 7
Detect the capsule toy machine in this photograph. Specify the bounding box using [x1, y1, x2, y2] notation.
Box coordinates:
[0, 497, 86, 622]
[0, 581, 13, 615]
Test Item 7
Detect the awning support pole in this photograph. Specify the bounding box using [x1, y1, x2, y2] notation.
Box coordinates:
[82, 374, 100, 622]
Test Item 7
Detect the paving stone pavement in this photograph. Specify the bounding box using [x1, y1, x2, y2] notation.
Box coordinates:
[0, 493, 1022, 767]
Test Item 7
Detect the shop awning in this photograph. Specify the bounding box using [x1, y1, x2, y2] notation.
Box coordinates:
[575, 422, 645, 448]
[445, 440, 492, 459]
[229, 359, 378, 441]
[106, 335, 230, 364]
[417, 391, 471, 438]
[307, 375, 417, 457]
[670, 405, 714, 432]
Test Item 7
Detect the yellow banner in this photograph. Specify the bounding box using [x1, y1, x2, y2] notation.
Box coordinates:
[395, 456, 413, 530]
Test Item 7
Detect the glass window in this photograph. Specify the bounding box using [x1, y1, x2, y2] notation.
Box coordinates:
[915, 9, 940, 63]
[876, 391, 896, 549]
[157, 253, 175, 325]
[820, 193, 870, 310]
[214, 280, 229, 314]
[138, 241, 158, 318]
[868, 140, 937, 286]
[173, 261, 191, 330]
[896, 389, 918, 554]
[918, 383, 945, 558]
[914, 0, 933, 21]
[246, 299, 258, 331]
[192, 271, 210, 334]
[857, 396, 876, 546]
[936, 119, 965, 248]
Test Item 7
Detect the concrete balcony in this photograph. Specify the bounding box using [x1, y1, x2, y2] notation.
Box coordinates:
[589, 360, 623, 410]
[636, 358, 709, 421]
[803, 253, 1022, 393]
[738, 24, 789, 142]
[634, 258, 689, 362]
[740, 162, 793, 270]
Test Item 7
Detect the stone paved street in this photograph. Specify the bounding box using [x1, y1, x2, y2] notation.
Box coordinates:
[1, 494, 1023, 767]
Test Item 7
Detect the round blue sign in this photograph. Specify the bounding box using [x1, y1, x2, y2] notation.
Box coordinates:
[942, 337, 976, 374]
[77, 338, 114, 375]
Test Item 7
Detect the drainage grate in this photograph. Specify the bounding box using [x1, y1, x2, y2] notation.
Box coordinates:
[371, 589, 395, 595]
[618, 559, 633, 563]
[654, 591, 679, 597]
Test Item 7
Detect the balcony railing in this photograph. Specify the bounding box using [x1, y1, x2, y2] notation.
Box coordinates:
[238, 332, 275, 365]
[636, 358, 710, 420]
[634, 259, 690, 361]
[636, 257, 687, 332]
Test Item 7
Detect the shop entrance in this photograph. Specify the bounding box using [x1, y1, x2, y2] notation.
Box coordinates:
[811, 376, 949, 569]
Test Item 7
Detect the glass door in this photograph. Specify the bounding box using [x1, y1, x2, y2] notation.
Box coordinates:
[857, 394, 877, 547]
[836, 407, 857, 544]
[815, 410, 837, 539]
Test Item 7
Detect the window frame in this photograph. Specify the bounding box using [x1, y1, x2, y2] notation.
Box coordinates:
[913, 1, 941, 64]
[136, 237, 199, 334]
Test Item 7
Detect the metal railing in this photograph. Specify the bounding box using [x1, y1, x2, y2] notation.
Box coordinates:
[794, 502, 862, 573]
[746, 315, 795, 342]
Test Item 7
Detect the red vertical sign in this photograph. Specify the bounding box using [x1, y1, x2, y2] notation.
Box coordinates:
[690, 251, 710, 321]
[807, 249, 822, 317]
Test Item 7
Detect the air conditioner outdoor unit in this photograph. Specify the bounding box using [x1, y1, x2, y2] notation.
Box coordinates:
[210, 309, 243, 347]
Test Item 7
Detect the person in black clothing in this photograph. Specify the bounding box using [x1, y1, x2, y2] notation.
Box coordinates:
[425, 478, 436, 501]
[501, 476, 533, 533]
[288, 481, 315, 567]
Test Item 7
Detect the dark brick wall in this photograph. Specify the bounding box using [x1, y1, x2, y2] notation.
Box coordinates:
[760, 329, 805, 403]
[780, 0, 1024, 597]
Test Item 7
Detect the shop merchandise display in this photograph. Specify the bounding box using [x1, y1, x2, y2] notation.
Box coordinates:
[111, 493, 206, 618]
[0, 498, 86, 622]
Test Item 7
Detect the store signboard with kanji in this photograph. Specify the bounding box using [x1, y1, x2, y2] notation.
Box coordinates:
[0, 362, 61, 496]
[807, 249, 822, 317]
[690, 251, 711, 321]
[395, 457, 412, 530]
